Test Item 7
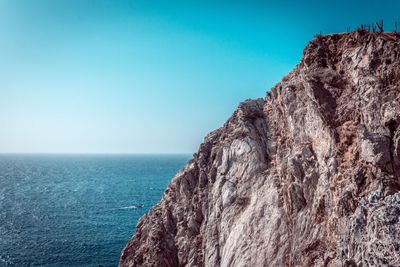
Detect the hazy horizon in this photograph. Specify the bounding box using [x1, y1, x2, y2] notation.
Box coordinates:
[2, 0, 400, 154]
[0, 152, 192, 155]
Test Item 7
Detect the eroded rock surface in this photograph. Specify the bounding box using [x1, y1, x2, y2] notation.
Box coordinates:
[120, 32, 400, 267]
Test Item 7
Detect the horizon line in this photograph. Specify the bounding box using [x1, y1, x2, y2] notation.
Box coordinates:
[0, 152, 193, 155]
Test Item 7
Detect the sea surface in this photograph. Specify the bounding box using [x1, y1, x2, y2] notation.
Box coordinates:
[0, 154, 190, 267]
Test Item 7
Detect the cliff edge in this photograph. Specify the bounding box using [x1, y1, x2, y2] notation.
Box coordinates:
[120, 31, 400, 267]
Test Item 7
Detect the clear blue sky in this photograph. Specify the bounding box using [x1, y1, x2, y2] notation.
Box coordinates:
[1, 0, 399, 154]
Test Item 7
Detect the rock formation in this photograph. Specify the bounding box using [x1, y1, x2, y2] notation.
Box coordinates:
[120, 31, 400, 267]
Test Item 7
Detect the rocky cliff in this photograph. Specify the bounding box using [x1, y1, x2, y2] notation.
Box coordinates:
[120, 31, 400, 267]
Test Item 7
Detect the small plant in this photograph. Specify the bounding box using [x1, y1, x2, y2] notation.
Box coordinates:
[357, 24, 369, 34]
[376, 20, 384, 33]
[315, 31, 323, 38]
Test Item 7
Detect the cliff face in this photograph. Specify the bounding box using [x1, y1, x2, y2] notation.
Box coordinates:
[120, 32, 400, 267]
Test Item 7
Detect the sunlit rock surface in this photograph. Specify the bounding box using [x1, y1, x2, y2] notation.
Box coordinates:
[120, 32, 400, 267]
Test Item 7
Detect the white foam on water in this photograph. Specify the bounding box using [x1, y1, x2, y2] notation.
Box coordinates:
[118, 204, 144, 210]
[0, 255, 14, 265]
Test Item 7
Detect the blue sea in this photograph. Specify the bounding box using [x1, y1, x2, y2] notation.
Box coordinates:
[0, 154, 190, 267]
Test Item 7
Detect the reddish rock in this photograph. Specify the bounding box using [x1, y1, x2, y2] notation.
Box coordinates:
[120, 32, 400, 267]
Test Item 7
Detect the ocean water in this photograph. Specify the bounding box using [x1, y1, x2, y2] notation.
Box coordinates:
[0, 154, 190, 267]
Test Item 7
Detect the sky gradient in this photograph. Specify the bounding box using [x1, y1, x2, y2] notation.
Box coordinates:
[1, 0, 400, 153]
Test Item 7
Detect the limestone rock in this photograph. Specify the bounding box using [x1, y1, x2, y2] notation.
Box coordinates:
[120, 32, 400, 267]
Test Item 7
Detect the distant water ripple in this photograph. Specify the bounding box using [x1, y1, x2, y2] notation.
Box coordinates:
[118, 204, 144, 210]
[0, 154, 189, 267]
